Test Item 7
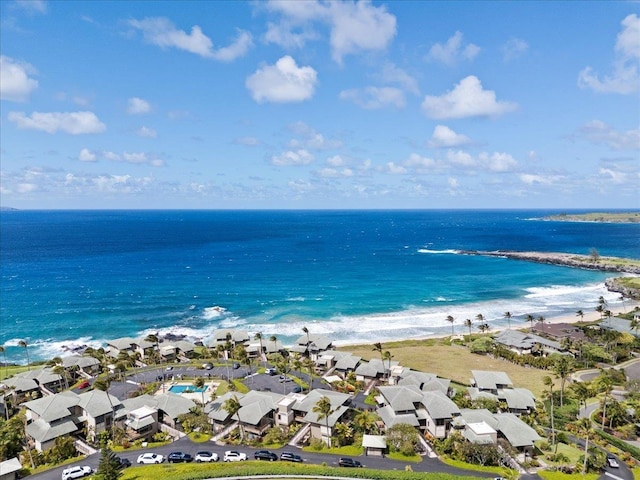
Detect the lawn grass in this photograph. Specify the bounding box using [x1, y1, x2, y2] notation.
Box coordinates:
[538, 471, 600, 480]
[118, 461, 481, 480]
[339, 340, 554, 396]
[440, 457, 508, 475]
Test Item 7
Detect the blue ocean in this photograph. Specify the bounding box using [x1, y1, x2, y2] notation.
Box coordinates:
[1, 210, 638, 364]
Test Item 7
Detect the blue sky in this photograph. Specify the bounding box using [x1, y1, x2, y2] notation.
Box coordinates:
[1, 0, 638, 209]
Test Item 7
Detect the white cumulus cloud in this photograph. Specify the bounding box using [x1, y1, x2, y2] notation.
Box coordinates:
[78, 148, 96, 162]
[328, 1, 397, 64]
[578, 14, 640, 94]
[480, 152, 518, 172]
[0, 55, 39, 102]
[127, 97, 151, 114]
[428, 125, 471, 148]
[427, 31, 480, 66]
[271, 149, 314, 166]
[8, 111, 106, 134]
[422, 75, 517, 119]
[579, 120, 640, 150]
[129, 17, 252, 61]
[246, 56, 317, 103]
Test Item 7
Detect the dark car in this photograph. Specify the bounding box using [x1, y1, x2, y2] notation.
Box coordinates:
[254, 450, 278, 461]
[115, 456, 131, 468]
[265, 367, 278, 375]
[232, 362, 240, 369]
[167, 452, 193, 463]
[338, 457, 362, 468]
[280, 452, 303, 462]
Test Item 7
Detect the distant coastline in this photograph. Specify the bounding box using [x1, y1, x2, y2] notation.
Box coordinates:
[462, 250, 640, 274]
[543, 212, 640, 223]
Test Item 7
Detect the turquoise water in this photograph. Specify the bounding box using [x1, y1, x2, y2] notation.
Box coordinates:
[168, 385, 208, 393]
[1, 209, 638, 363]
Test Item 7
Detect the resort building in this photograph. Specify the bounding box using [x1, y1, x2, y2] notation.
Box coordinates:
[453, 408, 541, 458]
[494, 330, 564, 356]
[375, 385, 461, 439]
[290, 333, 334, 360]
[468, 370, 536, 415]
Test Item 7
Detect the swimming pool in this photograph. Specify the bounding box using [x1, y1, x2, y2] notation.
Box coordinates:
[168, 384, 207, 393]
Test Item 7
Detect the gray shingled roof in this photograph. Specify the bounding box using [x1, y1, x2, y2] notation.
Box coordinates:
[24, 391, 79, 422]
[26, 417, 79, 443]
[154, 392, 196, 419]
[420, 390, 460, 420]
[471, 370, 513, 390]
[494, 412, 541, 447]
[77, 389, 123, 418]
[499, 388, 536, 410]
[334, 354, 361, 371]
[376, 405, 419, 427]
[378, 385, 422, 413]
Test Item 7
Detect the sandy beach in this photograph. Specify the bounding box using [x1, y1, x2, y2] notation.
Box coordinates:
[338, 300, 640, 348]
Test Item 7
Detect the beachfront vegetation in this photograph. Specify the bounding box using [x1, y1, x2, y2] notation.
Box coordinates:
[545, 212, 640, 223]
[116, 462, 483, 480]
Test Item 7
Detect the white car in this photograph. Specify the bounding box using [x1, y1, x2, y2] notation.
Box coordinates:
[61, 465, 93, 480]
[137, 452, 165, 464]
[607, 456, 619, 468]
[195, 451, 219, 462]
[223, 450, 247, 462]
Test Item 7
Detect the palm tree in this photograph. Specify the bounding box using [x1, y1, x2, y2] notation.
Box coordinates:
[18, 340, 30, 371]
[553, 356, 574, 407]
[254, 332, 265, 367]
[302, 326, 310, 347]
[312, 395, 334, 447]
[536, 315, 546, 333]
[475, 313, 485, 324]
[223, 395, 244, 441]
[503, 311, 512, 329]
[445, 315, 455, 335]
[524, 314, 535, 332]
[194, 377, 206, 406]
[594, 375, 613, 429]
[145, 333, 162, 363]
[269, 335, 278, 354]
[353, 409, 379, 434]
[569, 382, 591, 416]
[52, 365, 69, 391]
[603, 309, 612, 327]
[576, 309, 584, 322]
[382, 351, 393, 380]
[477, 323, 490, 334]
[594, 304, 604, 320]
[618, 295, 626, 312]
[464, 318, 472, 336]
[303, 357, 315, 392]
[543, 376, 556, 452]
[576, 418, 593, 475]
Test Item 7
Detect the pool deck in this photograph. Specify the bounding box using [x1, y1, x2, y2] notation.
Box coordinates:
[156, 381, 219, 403]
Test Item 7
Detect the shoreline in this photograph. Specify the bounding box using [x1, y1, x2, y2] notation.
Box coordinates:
[335, 301, 638, 349]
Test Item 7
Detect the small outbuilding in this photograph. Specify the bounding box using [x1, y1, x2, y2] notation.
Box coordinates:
[362, 434, 387, 457]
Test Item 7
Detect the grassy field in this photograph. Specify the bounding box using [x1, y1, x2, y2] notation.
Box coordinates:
[339, 338, 555, 396]
[116, 461, 483, 480]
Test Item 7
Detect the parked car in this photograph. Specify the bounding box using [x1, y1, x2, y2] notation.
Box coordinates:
[278, 375, 292, 383]
[232, 362, 240, 369]
[195, 451, 219, 463]
[137, 452, 165, 464]
[280, 452, 303, 462]
[76, 380, 90, 389]
[61, 466, 93, 480]
[265, 367, 277, 375]
[168, 452, 193, 463]
[202, 363, 213, 370]
[254, 450, 278, 461]
[115, 457, 131, 467]
[223, 450, 247, 462]
[338, 457, 363, 468]
[606, 455, 619, 468]
[165, 366, 173, 371]
[292, 386, 302, 393]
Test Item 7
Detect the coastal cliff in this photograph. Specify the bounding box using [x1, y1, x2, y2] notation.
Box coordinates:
[463, 250, 640, 274]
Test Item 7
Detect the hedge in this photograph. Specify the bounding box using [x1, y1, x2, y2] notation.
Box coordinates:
[594, 428, 640, 461]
